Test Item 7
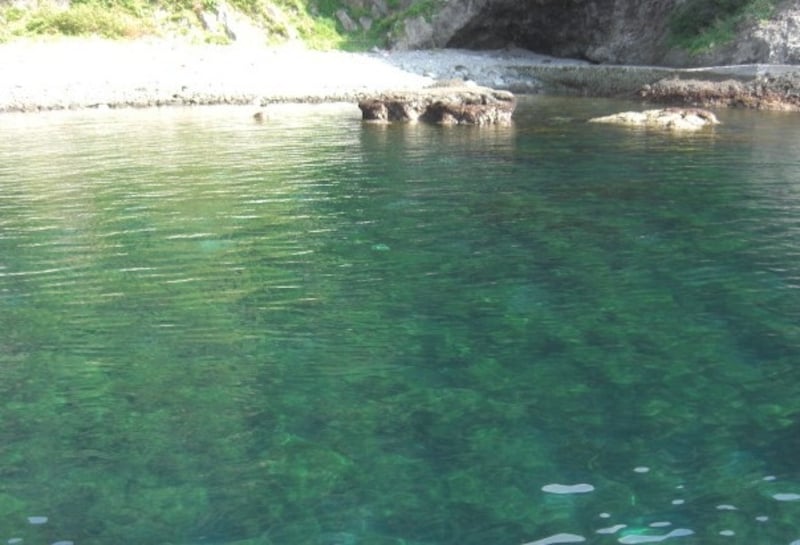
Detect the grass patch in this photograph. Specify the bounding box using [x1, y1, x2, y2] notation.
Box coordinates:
[269, 0, 346, 48]
[668, 0, 777, 54]
[23, 3, 152, 38]
[0, 2, 153, 40]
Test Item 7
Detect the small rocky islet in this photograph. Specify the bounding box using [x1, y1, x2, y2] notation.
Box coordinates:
[357, 80, 516, 125]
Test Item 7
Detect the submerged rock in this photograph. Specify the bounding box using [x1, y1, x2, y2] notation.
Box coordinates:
[358, 82, 515, 125]
[588, 107, 720, 131]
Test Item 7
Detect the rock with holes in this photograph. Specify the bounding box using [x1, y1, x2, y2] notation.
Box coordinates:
[358, 82, 515, 125]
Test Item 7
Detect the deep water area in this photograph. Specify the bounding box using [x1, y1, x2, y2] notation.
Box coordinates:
[1, 99, 799, 545]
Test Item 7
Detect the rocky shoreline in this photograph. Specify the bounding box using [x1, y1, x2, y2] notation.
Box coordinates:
[1, 37, 799, 114]
[0, 39, 574, 113]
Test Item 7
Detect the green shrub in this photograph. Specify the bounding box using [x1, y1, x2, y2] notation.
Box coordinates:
[25, 4, 151, 38]
[71, 0, 152, 17]
[668, 0, 777, 53]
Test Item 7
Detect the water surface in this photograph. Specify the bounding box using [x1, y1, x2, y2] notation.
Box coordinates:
[1, 99, 800, 545]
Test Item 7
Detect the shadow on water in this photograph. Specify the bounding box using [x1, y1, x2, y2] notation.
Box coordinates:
[1, 101, 800, 545]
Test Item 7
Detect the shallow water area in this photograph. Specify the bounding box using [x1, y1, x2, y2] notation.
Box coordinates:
[2, 98, 800, 545]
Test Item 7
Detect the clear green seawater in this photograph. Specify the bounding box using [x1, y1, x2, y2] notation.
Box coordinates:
[1, 98, 799, 545]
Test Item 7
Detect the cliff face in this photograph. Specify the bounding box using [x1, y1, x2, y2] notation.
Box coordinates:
[388, 0, 800, 67]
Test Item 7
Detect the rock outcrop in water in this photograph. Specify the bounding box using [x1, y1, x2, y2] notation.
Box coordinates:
[589, 107, 720, 131]
[638, 72, 800, 111]
[358, 82, 515, 124]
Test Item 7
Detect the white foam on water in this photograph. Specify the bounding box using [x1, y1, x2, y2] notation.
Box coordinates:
[597, 524, 627, 535]
[522, 532, 586, 545]
[52, 541, 74, 545]
[617, 528, 694, 544]
[542, 483, 595, 494]
[27, 516, 48, 525]
[530, 456, 796, 543]
[772, 493, 800, 501]
[619, 534, 662, 544]
[8, 539, 23, 545]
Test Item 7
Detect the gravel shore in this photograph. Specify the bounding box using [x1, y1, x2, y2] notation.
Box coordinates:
[6, 37, 798, 114]
[0, 37, 582, 113]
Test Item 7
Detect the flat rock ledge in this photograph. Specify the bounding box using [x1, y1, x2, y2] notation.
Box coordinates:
[589, 108, 721, 131]
[638, 73, 800, 111]
[517, 64, 800, 112]
[357, 83, 515, 125]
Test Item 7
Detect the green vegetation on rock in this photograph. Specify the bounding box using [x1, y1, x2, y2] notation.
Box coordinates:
[668, 0, 777, 53]
[0, 0, 789, 58]
[0, 0, 435, 48]
[20, 3, 153, 38]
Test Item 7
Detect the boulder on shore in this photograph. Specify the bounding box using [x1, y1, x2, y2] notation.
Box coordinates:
[358, 82, 515, 125]
[588, 107, 720, 131]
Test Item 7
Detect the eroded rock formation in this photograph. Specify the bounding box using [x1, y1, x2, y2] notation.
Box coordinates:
[358, 82, 515, 124]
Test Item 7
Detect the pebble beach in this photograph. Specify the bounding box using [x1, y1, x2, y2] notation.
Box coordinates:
[0, 37, 579, 113]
